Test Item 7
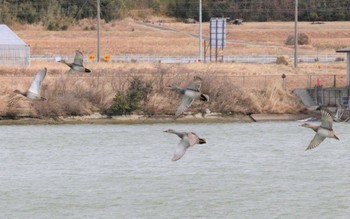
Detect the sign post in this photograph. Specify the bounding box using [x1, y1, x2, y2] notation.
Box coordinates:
[336, 48, 350, 87]
[199, 0, 202, 62]
[210, 18, 226, 62]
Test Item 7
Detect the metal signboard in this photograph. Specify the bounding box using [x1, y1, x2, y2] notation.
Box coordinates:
[210, 18, 226, 48]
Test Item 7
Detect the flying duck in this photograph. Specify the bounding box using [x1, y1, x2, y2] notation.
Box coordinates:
[333, 105, 344, 122]
[164, 129, 206, 161]
[301, 110, 340, 150]
[168, 76, 209, 118]
[58, 50, 91, 73]
[14, 68, 47, 101]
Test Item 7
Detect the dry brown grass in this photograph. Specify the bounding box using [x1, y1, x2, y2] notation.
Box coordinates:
[0, 63, 308, 117]
[143, 73, 305, 116]
[1, 18, 349, 118]
[248, 84, 305, 113]
[11, 20, 350, 56]
[32, 75, 116, 116]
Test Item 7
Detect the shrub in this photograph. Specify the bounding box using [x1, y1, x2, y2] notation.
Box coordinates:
[276, 56, 290, 65]
[108, 91, 131, 115]
[47, 22, 60, 31]
[47, 22, 69, 31]
[60, 24, 68, 30]
[285, 33, 310, 45]
[107, 77, 152, 115]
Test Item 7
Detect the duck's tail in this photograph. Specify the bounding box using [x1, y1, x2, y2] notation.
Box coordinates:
[200, 94, 209, 102]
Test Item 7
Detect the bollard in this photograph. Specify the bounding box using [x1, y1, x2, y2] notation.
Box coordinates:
[281, 73, 286, 89]
[316, 78, 321, 87]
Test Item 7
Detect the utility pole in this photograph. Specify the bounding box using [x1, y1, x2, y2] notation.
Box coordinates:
[97, 0, 101, 62]
[294, 0, 298, 68]
[199, 0, 202, 62]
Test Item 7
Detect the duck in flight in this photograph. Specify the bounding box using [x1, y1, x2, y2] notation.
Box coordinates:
[58, 50, 91, 73]
[14, 68, 47, 101]
[168, 76, 209, 118]
[301, 110, 340, 150]
[164, 129, 206, 161]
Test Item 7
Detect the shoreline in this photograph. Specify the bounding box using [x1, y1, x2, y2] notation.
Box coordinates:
[0, 113, 311, 125]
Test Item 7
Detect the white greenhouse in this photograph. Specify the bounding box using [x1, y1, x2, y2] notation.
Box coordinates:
[0, 24, 30, 66]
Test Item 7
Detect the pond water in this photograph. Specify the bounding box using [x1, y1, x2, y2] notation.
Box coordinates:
[0, 122, 349, 218]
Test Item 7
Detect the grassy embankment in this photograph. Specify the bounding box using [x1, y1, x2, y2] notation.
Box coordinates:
[1, 61, 345, 119]
[1, 19, 349, 119]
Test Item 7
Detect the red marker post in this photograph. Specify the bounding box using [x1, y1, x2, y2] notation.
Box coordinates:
[316, 78, 321, 87]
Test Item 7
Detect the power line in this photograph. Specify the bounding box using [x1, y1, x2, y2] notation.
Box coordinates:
[72, 0, 91, 21]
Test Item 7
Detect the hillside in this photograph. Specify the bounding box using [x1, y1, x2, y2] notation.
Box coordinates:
[13, 19, 350, 57]
[1, 0, 350, 29]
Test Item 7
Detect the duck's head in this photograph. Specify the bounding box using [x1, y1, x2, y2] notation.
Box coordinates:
[300, 123, 312, 128]
[166, 84, 179, 90]
[199, 138, 207, 144]
[14, 90, 25, 96]
[57, 59, 67, 64]
[164, 129, 176, 133]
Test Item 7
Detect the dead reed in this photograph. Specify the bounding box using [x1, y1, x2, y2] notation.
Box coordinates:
[0, 63, 317, 118]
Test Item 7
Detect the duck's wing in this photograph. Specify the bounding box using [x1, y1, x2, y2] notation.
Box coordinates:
[306, 133, 326, 150]
[334, 106, 344, 122]
[73, 50, 84, 66]
[186, 76, 202, 91]
[298, 117, 318, 122]
[320, 110, 333, 129]
[28, 68, 47, 95]
[170, 130, 186, 139]
[175, 95, 194, 118]
[68, 68, 76, 74]
[172, 138, 190, 161]
[187, 132, 199, 146]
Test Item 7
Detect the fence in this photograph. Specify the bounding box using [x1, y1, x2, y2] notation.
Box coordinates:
[29, 53, 345, 64]
[0, 73, 347, 91]
[308, 87, 350, 107]
[0, 45, 30, 67]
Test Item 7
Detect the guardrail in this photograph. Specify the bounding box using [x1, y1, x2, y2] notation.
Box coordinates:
[30, 54, 344, 64]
